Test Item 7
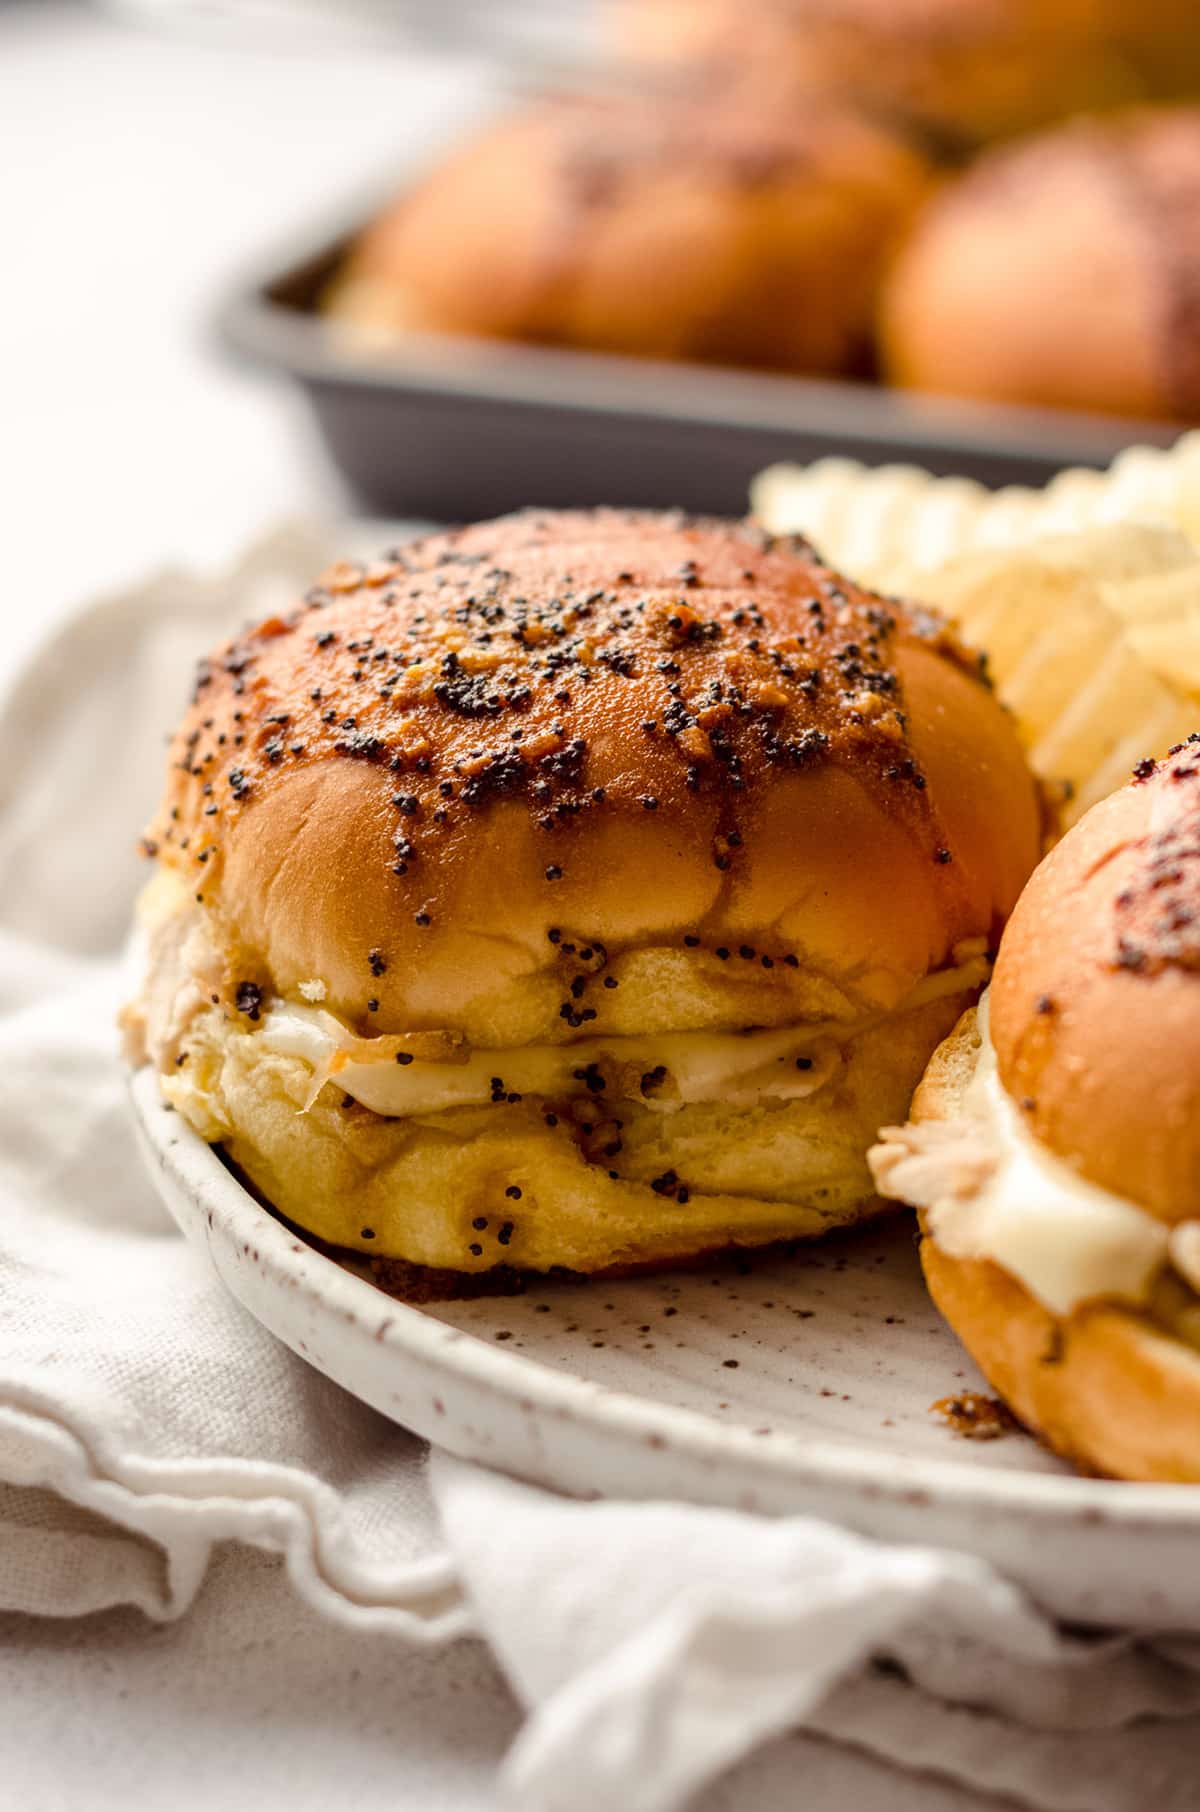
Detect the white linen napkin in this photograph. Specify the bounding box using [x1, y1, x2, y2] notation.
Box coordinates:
[5, 526, 1200, 1812]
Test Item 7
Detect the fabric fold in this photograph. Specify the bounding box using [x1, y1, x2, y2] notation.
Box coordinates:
[430, 1454, 1200, 1812]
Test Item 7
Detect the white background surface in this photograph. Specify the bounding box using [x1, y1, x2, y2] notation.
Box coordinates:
[0, 0, 491, 661]
[0, 7, 999, 1804]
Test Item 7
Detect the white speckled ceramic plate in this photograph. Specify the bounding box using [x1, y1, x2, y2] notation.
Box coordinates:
[131, 1066, 1200, 1631]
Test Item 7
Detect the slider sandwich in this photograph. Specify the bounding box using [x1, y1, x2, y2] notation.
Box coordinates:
[873, 737, 1200, 1480]
[126, 509, 1039, 1284]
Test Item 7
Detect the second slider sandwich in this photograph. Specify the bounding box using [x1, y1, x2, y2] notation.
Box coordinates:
[126, 509, 1039, 1282]
[872, 737, 1200, 1479]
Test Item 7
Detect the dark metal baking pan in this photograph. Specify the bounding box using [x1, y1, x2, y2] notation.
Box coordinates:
[216, 196, 1184, 519]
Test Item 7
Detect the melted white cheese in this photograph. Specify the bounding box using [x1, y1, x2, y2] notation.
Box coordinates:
[926, 997, 1171, 1315]
[256, 953, 989, 1122]
[260, 1006, 845, 1118]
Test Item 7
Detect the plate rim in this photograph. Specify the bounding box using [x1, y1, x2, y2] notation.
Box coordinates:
[130, 1063, 1200, 1532]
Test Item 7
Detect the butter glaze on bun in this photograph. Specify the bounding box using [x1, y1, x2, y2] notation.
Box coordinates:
[128, 509, 1039, 1283]
[324, 84, 931, 377]
[872, 740, 1200, 1479]
[881, 109, 1200, 421]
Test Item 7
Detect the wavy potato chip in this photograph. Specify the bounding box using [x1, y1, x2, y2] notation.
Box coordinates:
[1102, 566, 1200, 696]
[752, 432, 1200, 582]
[752, 437, 1200, 822]
[916, 534, 1199, 822]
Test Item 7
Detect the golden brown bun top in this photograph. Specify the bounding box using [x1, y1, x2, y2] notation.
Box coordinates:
[149, 509, 1040, 1043]
[881, 107, 1200, 420]
[612, 0, 1183, 147]
[329, 83, 931, 376]
[991, 736, 1200, 1221]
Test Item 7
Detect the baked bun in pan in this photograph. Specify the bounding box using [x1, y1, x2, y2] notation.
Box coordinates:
[324, 82, 932, 378]
[881, 108, 1200, 421]
[611, 0, 1192, 148]
[126, 508, 1039, 1283]
[872, 737, 1200, 1479]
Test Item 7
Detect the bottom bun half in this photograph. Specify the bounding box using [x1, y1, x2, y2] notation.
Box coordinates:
[921, 1237, 1200, 1483]
[159, 990, 969, 1283]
